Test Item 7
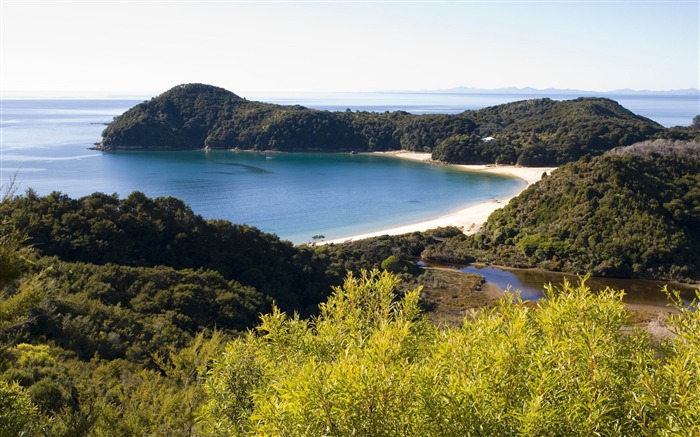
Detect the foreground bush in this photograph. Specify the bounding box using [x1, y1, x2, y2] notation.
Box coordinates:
[203, 270, 699, 436]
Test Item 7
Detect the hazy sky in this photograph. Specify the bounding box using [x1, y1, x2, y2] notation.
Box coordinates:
[1, 0, 698, 96]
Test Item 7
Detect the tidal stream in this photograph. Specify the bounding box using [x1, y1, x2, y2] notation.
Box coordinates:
[459, 265, 699, 307]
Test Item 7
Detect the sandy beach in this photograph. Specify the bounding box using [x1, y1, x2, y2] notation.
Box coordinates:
[322, 152, 555, 244]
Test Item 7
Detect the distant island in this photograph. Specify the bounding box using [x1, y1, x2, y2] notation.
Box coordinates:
[96, 83, 698, 166]
[411, 86, 700, 96]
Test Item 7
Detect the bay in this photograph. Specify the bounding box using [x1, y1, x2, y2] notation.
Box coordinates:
[1, 92, 696, 244]
[0, 99, 522, 244]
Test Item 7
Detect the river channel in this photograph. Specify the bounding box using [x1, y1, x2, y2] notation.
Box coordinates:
[457, 265, 699, 307]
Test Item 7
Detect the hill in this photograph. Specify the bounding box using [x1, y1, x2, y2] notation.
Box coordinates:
[461, 140, 700, 281]
[0, 190, 330, 314]
[97, 83, 664, 166]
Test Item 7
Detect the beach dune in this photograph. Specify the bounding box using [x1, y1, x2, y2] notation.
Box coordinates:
[322, 152, 555, 244]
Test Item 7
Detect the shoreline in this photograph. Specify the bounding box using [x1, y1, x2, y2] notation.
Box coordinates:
[322, 152, 555, 244]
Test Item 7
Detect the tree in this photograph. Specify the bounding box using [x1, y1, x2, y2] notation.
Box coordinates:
[380, 254, 420, 275]
[691, 114, 700, 130]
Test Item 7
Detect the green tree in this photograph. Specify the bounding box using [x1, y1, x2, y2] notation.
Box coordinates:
[692, 114, 700, 130]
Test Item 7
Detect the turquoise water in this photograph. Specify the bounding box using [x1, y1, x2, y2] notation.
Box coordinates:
[1, 99, 522, 244]
[1, 93, 695, 244]
[98, 150, 521, 243]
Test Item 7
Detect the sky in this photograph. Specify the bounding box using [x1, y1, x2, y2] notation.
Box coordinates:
[1, 0, 699, 97]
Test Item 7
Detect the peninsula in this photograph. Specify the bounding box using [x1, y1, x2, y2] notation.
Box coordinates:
[97, 83, 670, 167]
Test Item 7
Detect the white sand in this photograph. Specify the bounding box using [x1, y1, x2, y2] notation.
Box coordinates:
[321, 152, 555, 244]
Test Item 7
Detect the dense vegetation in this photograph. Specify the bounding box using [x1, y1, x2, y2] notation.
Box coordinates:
[98, 83, 664, 166]
[457, 140, 700, 281]
[431, 97, 662, 165]
[0, 192, 269, 435]
[654, 114, 700, 142]
[2, 175, 699, 433]
[0, 189, 330, 314]
[204, 270, 700, 436]
[5, 126, 700, 433]
[4, 228, 699, 435]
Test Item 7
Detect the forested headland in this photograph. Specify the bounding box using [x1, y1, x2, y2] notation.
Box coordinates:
[437, 140, 700, 282]
[96, 83, 692, 166]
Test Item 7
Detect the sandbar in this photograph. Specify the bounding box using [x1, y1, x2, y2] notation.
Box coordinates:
[321, 152, 555, 244]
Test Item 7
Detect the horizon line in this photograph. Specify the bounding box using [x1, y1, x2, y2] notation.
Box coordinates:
[2, 85, 699, 100]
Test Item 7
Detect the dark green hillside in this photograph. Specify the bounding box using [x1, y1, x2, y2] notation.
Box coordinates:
[433, 97, 662, 165]
[30, 260, 267, 362]
[0, 190, 329, 313]
[97, 83, 664, 165]
[100, 83, 253, 150]
[653, 114, 700, 142]
[463, 140, 700, 281]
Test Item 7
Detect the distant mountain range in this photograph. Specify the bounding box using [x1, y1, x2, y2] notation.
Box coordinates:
[408, 86, 699, 96]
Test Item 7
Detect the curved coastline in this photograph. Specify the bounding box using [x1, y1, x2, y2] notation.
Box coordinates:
[322, 152, 555, 244]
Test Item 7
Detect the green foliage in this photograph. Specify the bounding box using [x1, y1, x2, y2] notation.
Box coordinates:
[0, 379, 44, 435]
[418, 226, 476, 264]
[0, 272, 47, 339]
[4, 343, 77, 415]
[462, 141, 700, 281]
[202, 270, 431, 436]
[642, 287, 700, 433]
[658, 114, 700, 141]
[692, 114, 700, 130]
[27, 259, 265, 361]
[436, 97, 663, 166]
[203, 271, 700, 436]
[0, 217, 50, 349]
[100, 84, 249, 151]
[0, 227, 27, 288]
[0, 190, 272, 435]
[98, 84, 665, 166]
[0, 334, 225, 436]
[0, 190, 330, 314]
[380, 254, 420, 275]
[82, 332, 224, 437]
[313, 233, 432, 283]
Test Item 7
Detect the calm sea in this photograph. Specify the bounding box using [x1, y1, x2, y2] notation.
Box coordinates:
[1, 93, 697, 244]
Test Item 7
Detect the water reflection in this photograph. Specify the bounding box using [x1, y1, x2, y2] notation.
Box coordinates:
[459, 265, 699, 306]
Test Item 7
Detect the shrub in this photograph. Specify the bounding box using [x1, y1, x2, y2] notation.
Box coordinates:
[203, 271, 700, 436]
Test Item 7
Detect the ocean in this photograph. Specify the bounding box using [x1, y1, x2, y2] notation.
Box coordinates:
[1, 92, 697, 244]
